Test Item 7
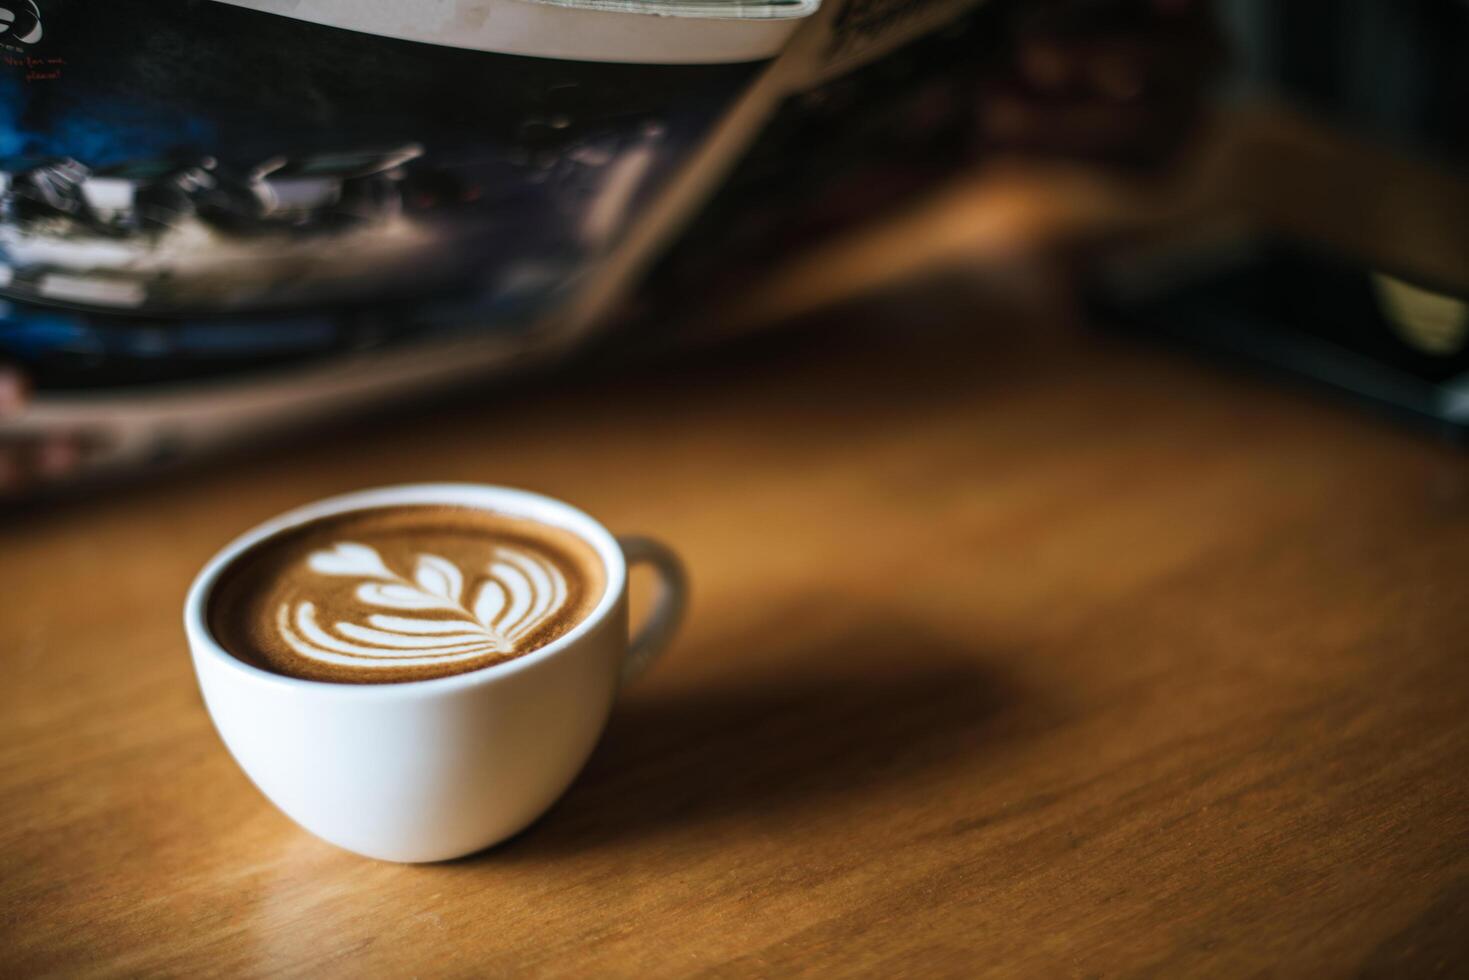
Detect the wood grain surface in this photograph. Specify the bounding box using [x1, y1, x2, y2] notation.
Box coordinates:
[3, 308, 1467, 977]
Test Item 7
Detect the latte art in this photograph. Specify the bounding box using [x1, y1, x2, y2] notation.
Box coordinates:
[277, 541, 571, 670]
[208, 505, 606, 683]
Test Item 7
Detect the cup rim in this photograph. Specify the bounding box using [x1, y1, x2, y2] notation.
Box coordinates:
[184, 483, 628, 698]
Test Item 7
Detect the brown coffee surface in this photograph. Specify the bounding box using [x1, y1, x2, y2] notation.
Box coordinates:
[209, 505, 606, 683]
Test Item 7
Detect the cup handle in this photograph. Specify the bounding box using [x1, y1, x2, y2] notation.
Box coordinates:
[616, 535, 688, 686]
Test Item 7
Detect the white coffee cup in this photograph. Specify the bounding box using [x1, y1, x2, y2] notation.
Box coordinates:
[184, 483, 687, 862]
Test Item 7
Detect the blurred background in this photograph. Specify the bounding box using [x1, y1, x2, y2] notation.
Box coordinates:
[1, 0, 1467, 500]
[623, 0, 1469, 425]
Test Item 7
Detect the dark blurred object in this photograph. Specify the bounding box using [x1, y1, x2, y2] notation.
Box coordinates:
[977, 0, 1224, 170]
[1227, 0, 1468, 163]
[1089, 0, 1469, 438]
[1091, 239, 1469, 438]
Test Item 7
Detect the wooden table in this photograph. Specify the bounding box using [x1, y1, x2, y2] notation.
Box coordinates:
[4, 308, 1467, 976]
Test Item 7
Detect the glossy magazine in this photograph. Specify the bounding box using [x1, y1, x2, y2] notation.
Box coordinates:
[0, 0, 979, 480]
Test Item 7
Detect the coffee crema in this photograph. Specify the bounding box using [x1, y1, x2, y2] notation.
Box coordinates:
[209, 505, 606, 683]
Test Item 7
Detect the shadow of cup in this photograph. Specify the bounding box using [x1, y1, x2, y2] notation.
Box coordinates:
[471, 625, 1028, 860]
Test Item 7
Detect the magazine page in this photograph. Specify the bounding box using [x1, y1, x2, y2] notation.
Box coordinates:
[0, 0, 810, 472]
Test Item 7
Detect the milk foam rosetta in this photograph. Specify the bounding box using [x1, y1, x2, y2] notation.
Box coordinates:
[278, 541, 571, 670]
[208, 506, 606, 683]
